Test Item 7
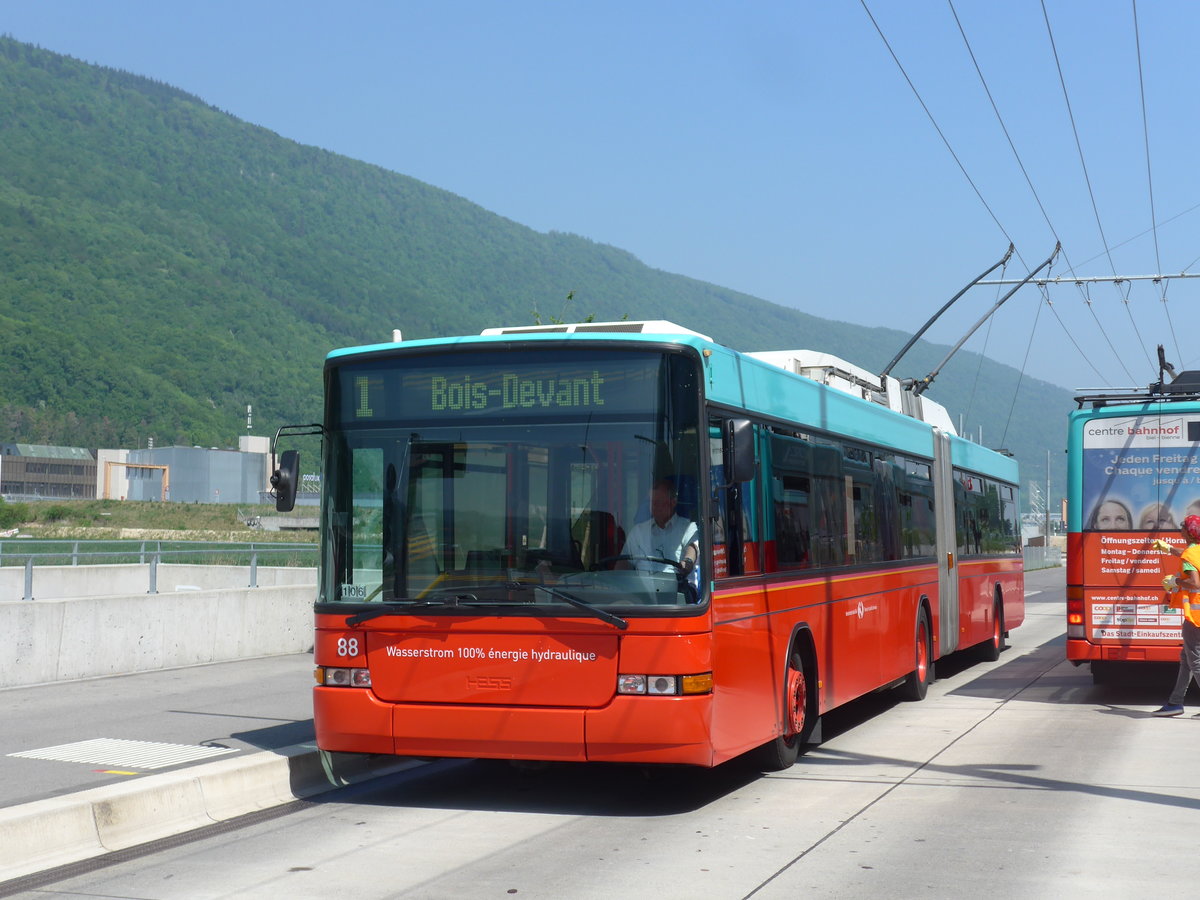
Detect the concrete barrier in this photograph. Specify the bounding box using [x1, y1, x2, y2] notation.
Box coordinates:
[0, 569, 317, 688]
[0, 744, 422, 882]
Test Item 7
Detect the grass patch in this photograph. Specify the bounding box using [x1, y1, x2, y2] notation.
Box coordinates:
[0, 499, 316, 542]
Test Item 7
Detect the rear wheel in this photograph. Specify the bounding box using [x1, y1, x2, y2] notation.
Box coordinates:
[978, 598, 1005, 662]
[753, 649, 815, 771]
[899, 608, 933, 701]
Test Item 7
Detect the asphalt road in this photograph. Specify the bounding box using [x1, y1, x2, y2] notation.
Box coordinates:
[0, 654, 316, 809]
[8, 566, 1200, 899]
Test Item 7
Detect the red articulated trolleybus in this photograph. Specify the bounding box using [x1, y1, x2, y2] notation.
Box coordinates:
[1066, 368, 1200, 683]
[272, 321, 1023, 770]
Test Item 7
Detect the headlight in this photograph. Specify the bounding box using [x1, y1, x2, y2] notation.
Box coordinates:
[616, 672, 711, 695]
[315, 666, 372, 687]
[617, 674, 647, 694]
[647, 676, 677, 695]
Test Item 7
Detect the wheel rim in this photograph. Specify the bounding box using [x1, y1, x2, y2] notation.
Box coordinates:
[992, 611, 1002, 649]
[915, 621, 929, 682]
[786, 663, 807, 736]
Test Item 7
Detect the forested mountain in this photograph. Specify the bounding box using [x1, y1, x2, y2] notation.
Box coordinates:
[0, 36, 1070, 501]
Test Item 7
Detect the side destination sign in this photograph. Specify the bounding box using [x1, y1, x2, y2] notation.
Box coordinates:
[334, 352, 663, 423]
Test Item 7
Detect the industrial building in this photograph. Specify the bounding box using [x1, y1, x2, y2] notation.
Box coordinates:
[0, 444, 96, 500]
[1, 436, 276, 504]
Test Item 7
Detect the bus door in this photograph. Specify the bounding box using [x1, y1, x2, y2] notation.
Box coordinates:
[932, 429, 960, 654]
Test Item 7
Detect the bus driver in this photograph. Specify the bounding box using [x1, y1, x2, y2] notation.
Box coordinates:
[617, 478, 699, 582]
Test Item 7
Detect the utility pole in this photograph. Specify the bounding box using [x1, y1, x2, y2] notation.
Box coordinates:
[1045, 450, 1051, 542]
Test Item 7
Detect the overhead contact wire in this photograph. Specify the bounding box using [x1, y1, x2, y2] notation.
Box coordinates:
[1081, 284, 1128, 384]
[949, 0, 1123, 386]
[1045, 289, 1108, 384]
[1076, 200, 1200, 269]
[860, 0, 1014, 246]
[964, 271, 1007, 425]
[1132, 0, 1182, 363]
[1042, 0, 1155, 373]
[1000, 286, 1048, 447]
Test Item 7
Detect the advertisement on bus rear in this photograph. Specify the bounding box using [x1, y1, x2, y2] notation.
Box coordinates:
[1082, 412, 1200, 532]
[1080, 411, 1200, 642]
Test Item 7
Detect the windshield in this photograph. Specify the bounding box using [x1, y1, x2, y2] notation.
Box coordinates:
[319, 348, 704, 615]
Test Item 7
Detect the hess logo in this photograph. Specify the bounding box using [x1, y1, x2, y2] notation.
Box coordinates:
[468, 675, 513, 690]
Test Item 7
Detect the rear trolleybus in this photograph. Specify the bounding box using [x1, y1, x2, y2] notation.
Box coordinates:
[1067, 373, 1200, 683]
[274, 321, 1024, 769]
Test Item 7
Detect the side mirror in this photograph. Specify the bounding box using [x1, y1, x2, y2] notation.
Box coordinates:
[271, 450, 300, 512]
[727, 419, 755, 483]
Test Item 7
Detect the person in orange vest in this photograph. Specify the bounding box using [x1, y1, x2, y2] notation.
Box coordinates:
[1151, 514, 1200, 716]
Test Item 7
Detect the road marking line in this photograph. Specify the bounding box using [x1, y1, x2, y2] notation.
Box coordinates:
[9, 738, 237, 770]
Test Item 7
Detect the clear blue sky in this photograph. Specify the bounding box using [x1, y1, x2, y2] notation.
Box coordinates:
[6, 1, 1200, 391]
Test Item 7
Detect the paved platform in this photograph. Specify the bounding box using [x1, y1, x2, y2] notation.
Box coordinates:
[0, 653, 418, 883]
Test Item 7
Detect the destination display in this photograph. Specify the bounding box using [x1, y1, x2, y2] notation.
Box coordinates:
[332, 352, 667, 424]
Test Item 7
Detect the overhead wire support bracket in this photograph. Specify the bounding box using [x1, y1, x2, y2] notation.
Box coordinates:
[910, 242, 1060, 396]
[881, 243, 1014, 379]
[977, 271, 1200, 286]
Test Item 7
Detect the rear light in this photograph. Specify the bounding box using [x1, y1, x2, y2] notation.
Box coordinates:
[316, 666, 372, 688]
[1067, 586, 1085, 639]
[617, 672, 712, 696]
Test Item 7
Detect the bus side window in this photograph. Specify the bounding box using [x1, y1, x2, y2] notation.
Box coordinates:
[709, 416, 761, 577]
[740, 461, 762, 574]
[709, 420, 731, 578]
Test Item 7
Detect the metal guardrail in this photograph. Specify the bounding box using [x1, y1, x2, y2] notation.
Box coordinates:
[5, 539, 1060, 601]
[1022, 545, 1063, 571]
[0, 540, 317, 601]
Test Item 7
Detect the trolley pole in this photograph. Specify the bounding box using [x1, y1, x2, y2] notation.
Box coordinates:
[911, 242, 1060, 396]
[881, 243, 1013, 378]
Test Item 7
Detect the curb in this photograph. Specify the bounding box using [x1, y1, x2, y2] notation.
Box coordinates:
[0, 744, 420, 882]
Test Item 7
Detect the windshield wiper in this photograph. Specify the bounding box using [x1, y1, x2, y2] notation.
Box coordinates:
[345, 587, 628, 630]
[344, 600, 443, 626]
[537, 585, 628, 630]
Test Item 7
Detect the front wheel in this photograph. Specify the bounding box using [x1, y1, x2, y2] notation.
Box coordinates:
[753, 649, 816, 771]
[899, 608, 933, 701]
